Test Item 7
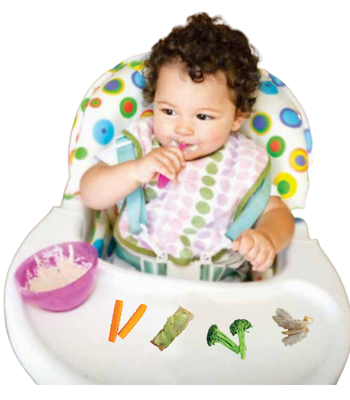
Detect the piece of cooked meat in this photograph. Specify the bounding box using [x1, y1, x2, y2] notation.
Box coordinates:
[282, 327, 309, 346]
[275, 308, 293, 319]
[272, 316, 312, 330]
[272, 308, 313, 347]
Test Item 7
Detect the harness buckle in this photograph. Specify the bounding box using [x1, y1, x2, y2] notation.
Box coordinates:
[200, 252, 212, 264]
[156, 251, 168, 264]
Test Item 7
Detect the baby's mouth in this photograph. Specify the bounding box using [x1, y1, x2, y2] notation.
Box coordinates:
[172, 140, 199, 153]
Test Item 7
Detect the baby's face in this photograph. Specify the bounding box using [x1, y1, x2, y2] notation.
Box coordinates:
[153, 61, 246, 161]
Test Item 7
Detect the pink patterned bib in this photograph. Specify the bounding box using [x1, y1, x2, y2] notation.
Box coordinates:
[114, 117, 270, 265]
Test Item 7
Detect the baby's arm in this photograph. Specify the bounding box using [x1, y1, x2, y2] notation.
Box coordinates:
[231, 196, 295, 271]
[80, 147, 186, 210]
[254, 196, 295, 253]
[80, 160, 141, 210]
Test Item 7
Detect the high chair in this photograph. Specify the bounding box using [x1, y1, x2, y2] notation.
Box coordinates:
[5, 53, 350, 384]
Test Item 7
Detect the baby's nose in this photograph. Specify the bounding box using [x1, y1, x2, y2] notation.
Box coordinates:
[175, 121, 194, 137]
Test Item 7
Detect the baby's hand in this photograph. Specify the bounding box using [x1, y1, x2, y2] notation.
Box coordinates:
[134, 147, 186, 184]
[231, 229, 276, 272]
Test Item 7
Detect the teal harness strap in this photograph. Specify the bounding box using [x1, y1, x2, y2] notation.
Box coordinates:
[225, 174, 271, 242]
[115, 136, 147, 234]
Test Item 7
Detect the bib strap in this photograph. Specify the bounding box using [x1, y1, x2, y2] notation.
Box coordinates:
[225, 174, 271, 241]
[115, 136, 147, 234]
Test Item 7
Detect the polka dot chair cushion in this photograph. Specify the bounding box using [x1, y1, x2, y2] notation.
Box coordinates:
[240, 69, 312, 210]
[64, 53, 152, 204]
[62, 53, 312, 259]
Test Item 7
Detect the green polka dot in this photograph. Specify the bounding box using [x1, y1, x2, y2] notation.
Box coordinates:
[128, 61, 144, 69]
[180, 235, 191, 247]
[96, 210, 101, 219]
[145, 187, 158, 201]
[209, 152, 224, 162]
[63, 194, 74, 200]
[90, 98, 101, 108]
[196, 201, 210, 214]
[267, 136, 285, 158]
[120, 97, 137, 118]
[81, 98, 90, 112]
[191, 216, 205, 229]
[74, 147, 88, 160]
[202, 176, 216, 186]
[180, 248, 194, 260]
[277, 181, 290, 195]
[183, 228, 197, 235]
[149, 180, 157, 186]
[200, 187, 214, 200]
[206, 163, 218, 175]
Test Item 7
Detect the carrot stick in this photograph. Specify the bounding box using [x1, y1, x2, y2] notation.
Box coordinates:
[118, 304, 147, 339]
[109, 300, 123, 342]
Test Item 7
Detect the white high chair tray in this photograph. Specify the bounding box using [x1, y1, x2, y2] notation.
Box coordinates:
[5, 206, 350, 384]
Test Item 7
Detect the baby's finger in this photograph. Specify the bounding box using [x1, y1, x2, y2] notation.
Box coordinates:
[252, 252, 275, 272]
[261, 253, 275, 271]
[251, 248, 269, 270]
[154, 158, 177, 182]
[231, 237, 241, 251]
[157, 151, 184, 175]
[157, 154, 182, 177]
[237, 235, 255, 256]
[254, 261, 270, 272]
[244, 244, 260, 263]
[163, 148, 186, 171]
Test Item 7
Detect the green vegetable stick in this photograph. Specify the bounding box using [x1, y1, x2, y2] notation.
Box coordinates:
[151, 306, 194, 351]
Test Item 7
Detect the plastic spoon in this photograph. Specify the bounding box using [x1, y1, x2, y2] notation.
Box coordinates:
[157, 142, 189, 189]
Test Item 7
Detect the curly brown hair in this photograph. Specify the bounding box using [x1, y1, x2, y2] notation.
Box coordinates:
[142, 12, 261, 114]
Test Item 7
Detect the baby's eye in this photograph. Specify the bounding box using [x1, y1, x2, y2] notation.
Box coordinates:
[162, 109, 175, 116]
[197, 114, 212, 121]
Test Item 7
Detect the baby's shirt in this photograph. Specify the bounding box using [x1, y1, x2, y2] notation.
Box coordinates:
[96, 116, 270, 265]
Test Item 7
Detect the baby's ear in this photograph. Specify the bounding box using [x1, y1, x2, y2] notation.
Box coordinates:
[231, 110, 249, 131]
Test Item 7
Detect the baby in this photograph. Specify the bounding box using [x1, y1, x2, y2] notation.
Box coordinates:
[80, 13, 295, 278]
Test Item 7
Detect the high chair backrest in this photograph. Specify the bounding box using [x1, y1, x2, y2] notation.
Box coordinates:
[62, 53, 312, 258]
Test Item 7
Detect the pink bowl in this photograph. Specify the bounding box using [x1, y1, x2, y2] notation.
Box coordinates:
[15, 242, 98, 312]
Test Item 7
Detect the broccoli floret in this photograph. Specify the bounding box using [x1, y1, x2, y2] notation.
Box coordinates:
[206, 324, 240, 354]
[229, 319, 252, 360]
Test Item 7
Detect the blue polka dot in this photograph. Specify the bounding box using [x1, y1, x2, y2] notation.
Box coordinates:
[259, 81, 278, 95]
[93, 119, 114, 145]
[251, 112, 271, 133]
[132, 71, 146, 89]
[304, 129, 312, 152]
[253, 115, 268, 131]
[280, 108, 302, 128]
[295, 155, 306, 166]
[102, 78, 125, 95]
[269, 74, 285, 87]
[93, 238, 104, 258]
